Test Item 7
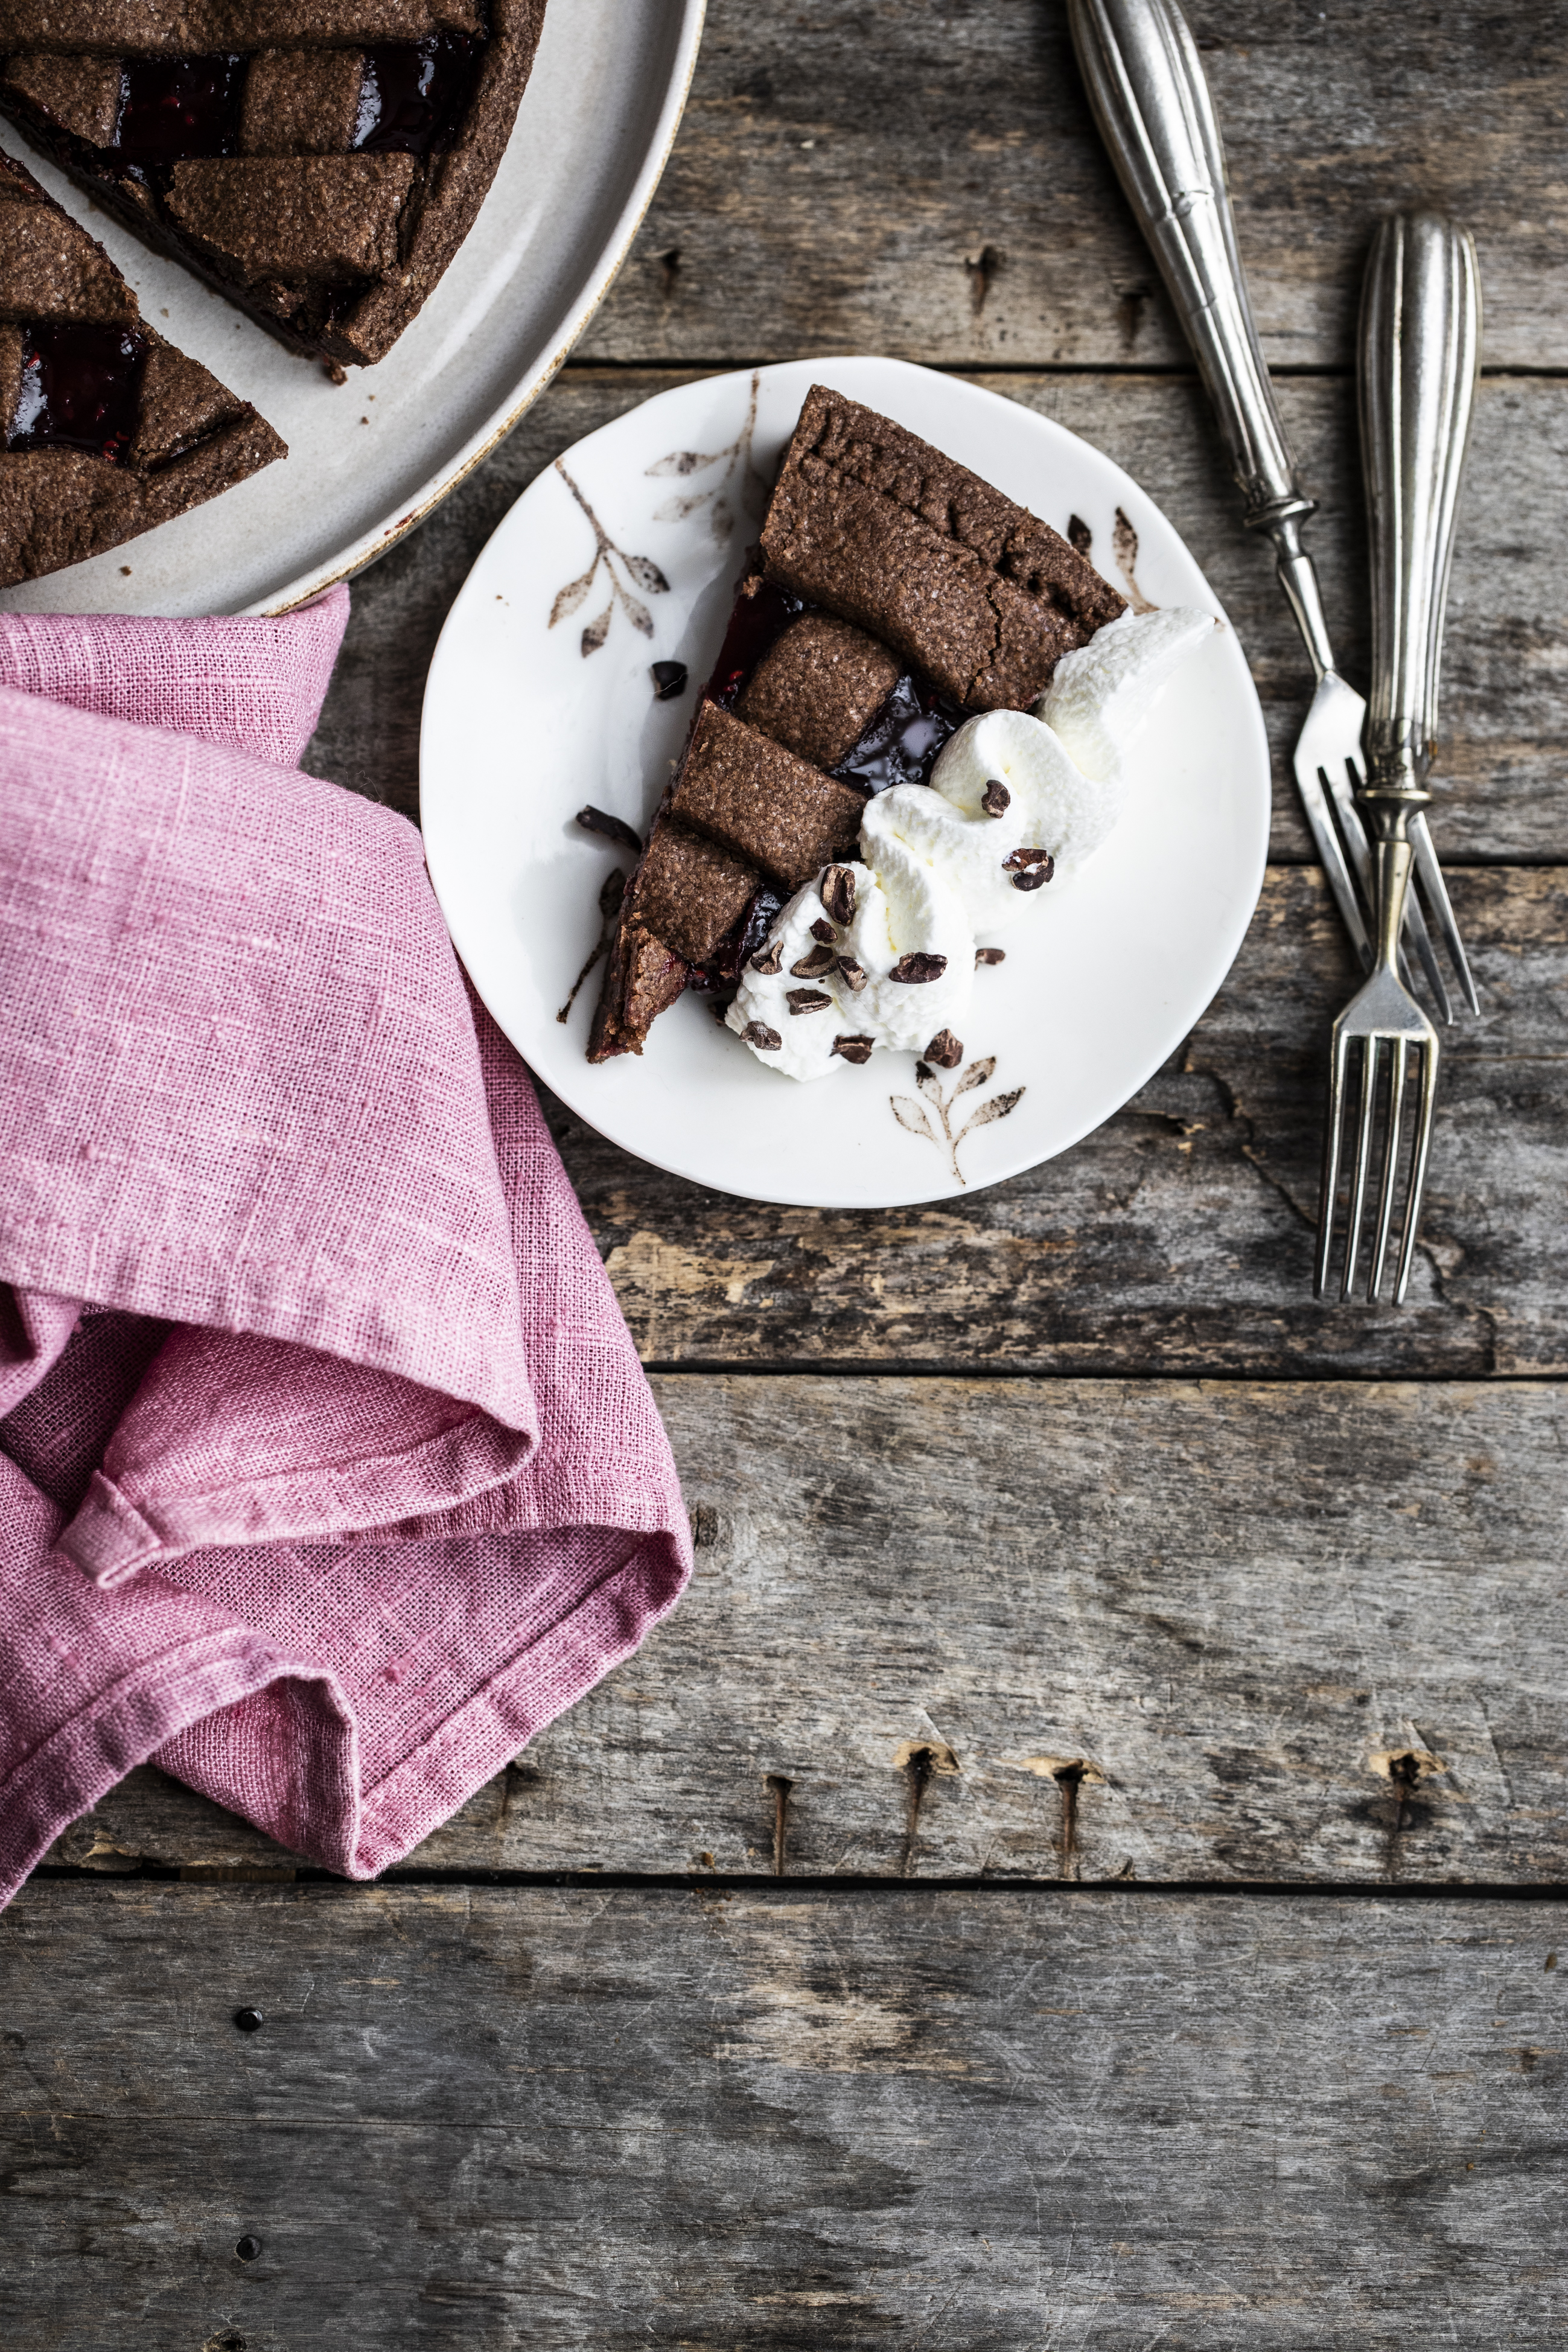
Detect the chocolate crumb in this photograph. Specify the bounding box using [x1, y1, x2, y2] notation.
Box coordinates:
[576, 805, 644, 855]
[786, 987, 833, 1015]
[837, 956, 868, 992]
[742, 1021, 782, 1050]
[832, 1034, 876, 1064]
[924, 1028, 963, 1068]
[975, 946, 1007, 967]
[889, 952, 948, 984]
[749, 940, 784, 975]
[651, 660, 688, 701]
[981, 777, 1011, 816]
[810, 917, 837, 944]
[789, 943, 837, 978]
[820, 864, 856, 926]
[324, 360, 348, 385]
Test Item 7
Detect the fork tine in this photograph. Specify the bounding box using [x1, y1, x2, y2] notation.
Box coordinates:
[1340, 1035, 1380, 1303]
[1369, 1037, 1408, 1301]
[1315, 1024, 1351, 1297]
[1394, 1039, 1439, 1304]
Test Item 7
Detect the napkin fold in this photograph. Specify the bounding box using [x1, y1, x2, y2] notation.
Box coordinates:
[0, 589, 691, 1904]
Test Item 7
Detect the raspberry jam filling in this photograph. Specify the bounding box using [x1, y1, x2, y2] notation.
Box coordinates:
[706, 576, 963, 795]
[7, 324, 147, 463]
[113, 55, 245, 164]
[355, 34, 485, 157]
[688, 885, 787, 999]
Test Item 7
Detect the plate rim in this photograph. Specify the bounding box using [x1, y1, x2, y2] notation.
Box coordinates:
[420, 354, 1272, 1209]
[243, 0, 708, 618]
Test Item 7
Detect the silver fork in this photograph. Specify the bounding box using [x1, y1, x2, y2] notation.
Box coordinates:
[1067, 0, 1477, 1022]
[1316, 213, 1481, 1302]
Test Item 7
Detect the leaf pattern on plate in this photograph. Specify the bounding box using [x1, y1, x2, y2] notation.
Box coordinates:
[548, 464, 672, 657]
[891, 1056, 1024, 1185]
[645, 371, 766, 543]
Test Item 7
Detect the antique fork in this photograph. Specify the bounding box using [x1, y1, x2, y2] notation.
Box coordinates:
[1066, 0, 1478, 1021]
[1316, 214, 1481, 1302]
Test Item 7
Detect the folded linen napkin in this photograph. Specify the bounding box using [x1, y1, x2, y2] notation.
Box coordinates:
[0, 588, 691, 1905]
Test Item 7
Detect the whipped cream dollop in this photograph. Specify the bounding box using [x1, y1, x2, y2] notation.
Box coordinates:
[728, 605, 1215, 1080]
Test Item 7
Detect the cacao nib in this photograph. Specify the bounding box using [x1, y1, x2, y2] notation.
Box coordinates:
[924, 1028, 963, 1068]
[975, 946, 1007, 967]
[749, 940, 783, 976]
[810, 917, 837, 945]
[832, 1034, 876, 1064]
[576, 805, 643, 855]
[786, 987, 833, 1015]
[981, 777, 1011, 816]
[742, 1021, 782, 1050]
[837, 956, 868, 992]
[820, 865, 856, 927]
[888, 952, 947, 984]
[651, 660, 688, 701]
[789, 943, 837, 978]
[1010, 865, 1052, 892]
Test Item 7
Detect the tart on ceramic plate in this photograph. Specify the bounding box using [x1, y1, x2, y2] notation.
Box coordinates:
[419, 357, 1270, 1210]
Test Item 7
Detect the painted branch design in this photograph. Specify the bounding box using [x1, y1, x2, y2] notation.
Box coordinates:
[646, 370, 766, 544]
[550, 464, 671, 656]
[890, 1055, 1024, 1185]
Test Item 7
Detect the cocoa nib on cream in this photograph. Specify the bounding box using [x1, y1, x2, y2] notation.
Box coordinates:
[726, 605, 1217, 1083]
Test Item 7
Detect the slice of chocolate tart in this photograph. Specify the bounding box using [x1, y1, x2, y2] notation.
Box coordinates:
[0, 149, 285, 590]
[586, 387, 1128, 1062]
[0, 1, 547, 371]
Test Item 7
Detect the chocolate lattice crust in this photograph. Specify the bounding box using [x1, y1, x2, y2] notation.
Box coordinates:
[0, 150, 285, 588]
[761, 384, 1127, 710]
[587, 387, 1128, 1063]
[0, 0, 547, 369]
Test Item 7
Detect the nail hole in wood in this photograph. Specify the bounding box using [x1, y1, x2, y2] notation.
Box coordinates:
[234, 2236, 263, 2263]
[763, 1776, 793, 1877]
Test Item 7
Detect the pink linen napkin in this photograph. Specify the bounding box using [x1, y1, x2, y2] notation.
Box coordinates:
[0, 588, 691, 1904]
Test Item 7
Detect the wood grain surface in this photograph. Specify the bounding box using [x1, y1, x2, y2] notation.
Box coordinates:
[576, 0, 1568, 372]
[47, 1375, 1568, 1885]
[11, 2, 1568, 2339]
[5, 1881, 1565, 2348]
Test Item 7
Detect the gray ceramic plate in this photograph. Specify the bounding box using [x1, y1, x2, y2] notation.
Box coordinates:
[0, 0, 705, 619]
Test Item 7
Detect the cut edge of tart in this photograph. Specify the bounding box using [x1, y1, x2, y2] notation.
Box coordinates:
[586, 384, 1129, 1064]
[0, 0, 549, 371]
[0, 147, 286, 590]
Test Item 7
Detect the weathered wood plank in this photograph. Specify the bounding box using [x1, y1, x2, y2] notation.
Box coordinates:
[46, 1375, 1568, 1884]
[577, 0, 1568, 371]
[536, 864, 1562, 1375]
[306, 368, 1568, 868]
[4, 1881, 1564, 2348]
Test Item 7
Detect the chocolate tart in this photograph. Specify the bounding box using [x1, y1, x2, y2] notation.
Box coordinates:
[587, 386, 1127, 1063]
[0, 150, 285, 589]
[0, 1, 547, 370]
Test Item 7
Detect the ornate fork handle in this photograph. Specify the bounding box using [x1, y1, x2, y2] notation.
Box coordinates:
[1358, 211, 1482, 893]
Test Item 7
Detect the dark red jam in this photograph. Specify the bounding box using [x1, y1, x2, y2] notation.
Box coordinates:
[113, 55, 244, 164]
[688, 885, 786, 999]
[832, 671, 963, 794]
[354, 34, 483, 156]
[8, 325, 147, 463]
[705, 578, 805, 708]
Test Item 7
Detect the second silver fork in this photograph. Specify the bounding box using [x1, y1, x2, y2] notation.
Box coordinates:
[1316, 212, 1481, 1302]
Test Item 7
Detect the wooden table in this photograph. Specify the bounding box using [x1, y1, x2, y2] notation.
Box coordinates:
[7, 4, 1567, 2342]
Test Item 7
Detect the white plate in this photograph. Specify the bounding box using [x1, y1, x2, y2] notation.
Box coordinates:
[421, 357, 1270, 1209]
[0, 0, 705, 619]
